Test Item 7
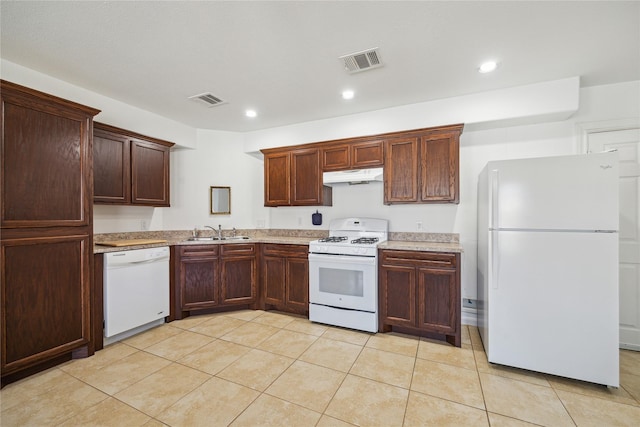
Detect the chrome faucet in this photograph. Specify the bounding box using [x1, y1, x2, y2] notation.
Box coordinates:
[203, 225, 222, 240]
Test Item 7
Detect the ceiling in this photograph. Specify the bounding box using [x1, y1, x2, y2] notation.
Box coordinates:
[1, 1, 638, 132]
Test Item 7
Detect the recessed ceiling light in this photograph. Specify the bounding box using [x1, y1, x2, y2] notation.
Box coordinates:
[478, 60, 498, 73]
[245, 109, 257, 118]
[342, 90, 355, 100]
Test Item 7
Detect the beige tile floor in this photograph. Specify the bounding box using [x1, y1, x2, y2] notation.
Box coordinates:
[2, 310, 640, 426]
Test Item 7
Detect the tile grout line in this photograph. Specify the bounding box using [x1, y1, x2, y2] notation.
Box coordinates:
[317, 333, 369, 425]
[467, 325, 492, 426]
[401, 334, 420, 427]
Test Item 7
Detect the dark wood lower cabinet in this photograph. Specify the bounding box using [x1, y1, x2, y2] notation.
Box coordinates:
[261, 244, 309, 315]
[1, 235, 93, 383]
[220, 244, 257, 305]
[379, 249, 461, 347]
[173, 244, 257, 319]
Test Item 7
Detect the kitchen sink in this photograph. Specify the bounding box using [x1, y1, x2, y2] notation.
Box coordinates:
[186, 236, 250, 241]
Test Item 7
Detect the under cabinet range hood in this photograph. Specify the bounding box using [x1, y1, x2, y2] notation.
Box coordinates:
[322, 167, 383, 185]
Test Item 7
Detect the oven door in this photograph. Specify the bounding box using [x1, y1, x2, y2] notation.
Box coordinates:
[308, 252, 377, 312]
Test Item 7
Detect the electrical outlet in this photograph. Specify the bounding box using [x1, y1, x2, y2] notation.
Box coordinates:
[257, 219, 265, 228]
[297, 217, 302, 225]
[140, 219, 148, 230]
[416, 221, 423, 231]
[463, 299, 477, 309]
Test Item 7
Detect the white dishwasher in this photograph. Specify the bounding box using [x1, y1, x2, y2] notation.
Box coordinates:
[104, 247, 170, 342]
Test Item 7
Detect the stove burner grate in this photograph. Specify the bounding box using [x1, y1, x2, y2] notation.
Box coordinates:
[319, 236, 348, 243]
[351, 237, 379, 245]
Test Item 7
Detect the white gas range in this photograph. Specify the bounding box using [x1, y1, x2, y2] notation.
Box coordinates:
[308, 217, 388, 333]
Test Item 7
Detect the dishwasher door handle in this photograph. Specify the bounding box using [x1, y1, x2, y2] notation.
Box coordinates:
[130, 257, 169, 265]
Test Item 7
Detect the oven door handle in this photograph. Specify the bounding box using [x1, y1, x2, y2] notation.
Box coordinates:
[308, 252, 376, 265]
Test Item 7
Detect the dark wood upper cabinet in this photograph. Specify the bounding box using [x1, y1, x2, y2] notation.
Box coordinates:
[1, 80, 100, 384]
[131, 139, 171, 206]
[384, 124, 463, 205]
[420, 131, 460, 203]
[93, 128, 130, 203]
[352, 140, 384, 169]
[93, 123, 173, 207]
[1, 83, 97, 228]
[291, 148, 324, 205]
[263, 147, 332, 207]
[321, 144, 350, 170]
[321, 140, 384, 171]
[263, 124, 461, 206]
[383, 137, 420, 203]
[264, 152, 291, 206]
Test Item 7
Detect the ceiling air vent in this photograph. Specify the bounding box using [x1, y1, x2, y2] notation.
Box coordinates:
[339, 48, 383, 73]
[188, 92, 226, 107]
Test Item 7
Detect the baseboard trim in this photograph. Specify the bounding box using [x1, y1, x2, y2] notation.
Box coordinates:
[620, 343, 640, 351]
[462, 308, 478, 326]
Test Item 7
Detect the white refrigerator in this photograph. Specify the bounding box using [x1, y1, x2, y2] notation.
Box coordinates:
[477, 152, 619, 387]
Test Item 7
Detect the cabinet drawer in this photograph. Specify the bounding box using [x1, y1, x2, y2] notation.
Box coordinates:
[179, 245, 219, 258]
[380, 250, 457, 268]
[221, 243, 255, 257]
[262, 244, 309, 258]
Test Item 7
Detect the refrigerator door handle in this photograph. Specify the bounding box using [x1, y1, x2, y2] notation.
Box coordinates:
[489, 169, 500, 289]
[490, 169, 499, 229]
[491, 231, 499, 289]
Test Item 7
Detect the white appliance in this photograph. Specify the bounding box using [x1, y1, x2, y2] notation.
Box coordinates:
[309, 217, 388, 333]
[322, 167, 384, 185]
[104, 247, 170, 343]
[477, 152, 619, 387]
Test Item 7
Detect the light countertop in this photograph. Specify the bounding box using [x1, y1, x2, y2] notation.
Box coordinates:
[93, 230, 462, 254]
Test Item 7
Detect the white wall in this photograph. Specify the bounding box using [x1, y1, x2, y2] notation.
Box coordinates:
[243, 77, 580, 154]
[0, 60, 197, 148]
[161, 130, 267, 231]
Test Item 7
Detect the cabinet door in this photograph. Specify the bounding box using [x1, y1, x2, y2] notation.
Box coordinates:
[264, 152, 291, 206]
[417, 267, 458, 334]
[420, 132, 459, 203]
[2, 235, 91, 374]
[322, 144, 350, 171]
[352, 140, 384, 169]
[291, 148, 323, 205]
[379, 264, 416, 327]
[131, 139, 170, 206]
[180, 257, 219, 310]
[383, 138, 419, 204]
[1, 91, 93, 228]
[285, 257, 309, 313]
[220, 256, 256, 305]
[262, 256, 286, 306]
[93, 129, 131, 204]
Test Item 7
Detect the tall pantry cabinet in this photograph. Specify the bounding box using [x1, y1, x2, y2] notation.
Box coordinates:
[1, 80, 100, 386]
